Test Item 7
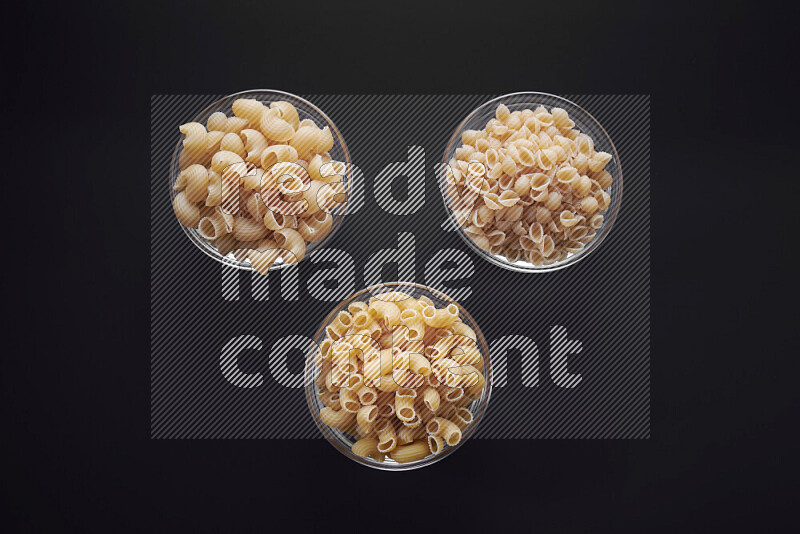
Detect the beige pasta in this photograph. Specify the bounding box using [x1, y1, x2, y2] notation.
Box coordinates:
[394, 388, 417, 422]
[313, 292, 488, 464]
[444, 103, 615, 265]
[173, 98, 348, 273]
[319, 407, 354, 429]
[426, 417, 462, 446]
[389, 440, 431, 463]
[376, 420, 398, 453]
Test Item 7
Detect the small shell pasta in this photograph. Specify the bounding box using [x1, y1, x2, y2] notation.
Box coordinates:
[443, 102, 616, 266]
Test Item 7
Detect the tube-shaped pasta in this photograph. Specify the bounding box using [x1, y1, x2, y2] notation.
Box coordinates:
[397, 425, 426, 445]
[453, 407, 474, 429]
[428, 434, 444, 455]
[363, 348, 394, 383]
[444, 364, 483, 388]
[422, 387, 441, 412]
[211, 150, 245, 177]
[353, 383, 377, 405]
[297, 210, 333, 242]
[377, 371, 405, 392]
[352, 437, 380, 458]
[389, 440, 430, 463]
[197, 212, 227, 240]
[449, 345, 484, 371]
[426, 417, 462, 446]
[420, 304, 459, 328]
[356, 405, 378, 429]
[394, 388, 417, 422]
[340, 387, 361, 413]
[376, 421, 398, 453]
[408, 353, 431, 376]
[319, 407, 354, 429]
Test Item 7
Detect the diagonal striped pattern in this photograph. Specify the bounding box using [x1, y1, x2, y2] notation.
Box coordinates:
[151, 95, 650, 439]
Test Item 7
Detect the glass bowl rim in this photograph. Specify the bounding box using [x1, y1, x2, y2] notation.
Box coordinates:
[168, 89, 352, 271]
[304, 281, 493, 471]
[441, 91, 624, 273]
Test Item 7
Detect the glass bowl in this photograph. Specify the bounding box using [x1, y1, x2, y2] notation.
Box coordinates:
[305, 282, 492, 470]
[168, 89, 351, 271]
[441, 92, 623, 272]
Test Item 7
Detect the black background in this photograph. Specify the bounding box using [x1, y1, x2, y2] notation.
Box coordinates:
[3, 0, 797, 532]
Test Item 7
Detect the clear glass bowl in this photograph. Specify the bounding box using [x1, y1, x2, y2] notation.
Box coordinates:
[168, 89, 351, 271]
[305, 282, 492, 470]
[441, 92, 623, 272]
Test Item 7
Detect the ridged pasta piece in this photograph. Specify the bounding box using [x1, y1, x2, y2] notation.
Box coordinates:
[376, 420, 398, 453]
[273, 227, 306, 263]
[394, 388, 417, 422]
[420, 304, 459, 328]
[340, 386, 361, 413]
[453, 407, 474, 429]
[426, 417, 462, 446]
[389, 440, 431, 463]
[232, 98, 265, 126]
[259, 107, 294, 142]
[428, 434, 444, 455]
[223, 116, 249, 134]
[207, 111, 227, 131]
[270, 101, 300, 130]
[173, 191, 201, 227]
[231, 216, 268, 241]
[580, 196, 599, 214]
[289, 125, 321, 160]
[319, 407, 354, 429]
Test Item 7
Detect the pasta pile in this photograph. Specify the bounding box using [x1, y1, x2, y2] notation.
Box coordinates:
[444, 104, 615, 266]
[172, 98, 347, 273]
[312, 292, 487, 464]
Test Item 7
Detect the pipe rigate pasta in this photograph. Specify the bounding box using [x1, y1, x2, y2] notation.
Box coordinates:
[312, 291, 487, 465]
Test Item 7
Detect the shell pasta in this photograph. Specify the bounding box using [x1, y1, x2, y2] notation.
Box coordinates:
[172, 97, 347, 273]
[311, 290, 488, 465]
[445, 104, 616, 266]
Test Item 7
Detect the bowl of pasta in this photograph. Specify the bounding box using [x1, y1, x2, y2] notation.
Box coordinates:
[169, 89, 351, 273]
[305, 282, 492, 470]
[441, 92, 623, 272]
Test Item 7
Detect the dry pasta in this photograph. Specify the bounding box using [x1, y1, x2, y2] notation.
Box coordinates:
[446, 104, 615, 266]
[313, 292, 487, 465]
[173, 98, 347, 273]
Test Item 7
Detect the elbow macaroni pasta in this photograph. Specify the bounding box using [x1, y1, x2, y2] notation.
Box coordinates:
[312, 292, 488, 465]
[173, 98, 347, 273]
